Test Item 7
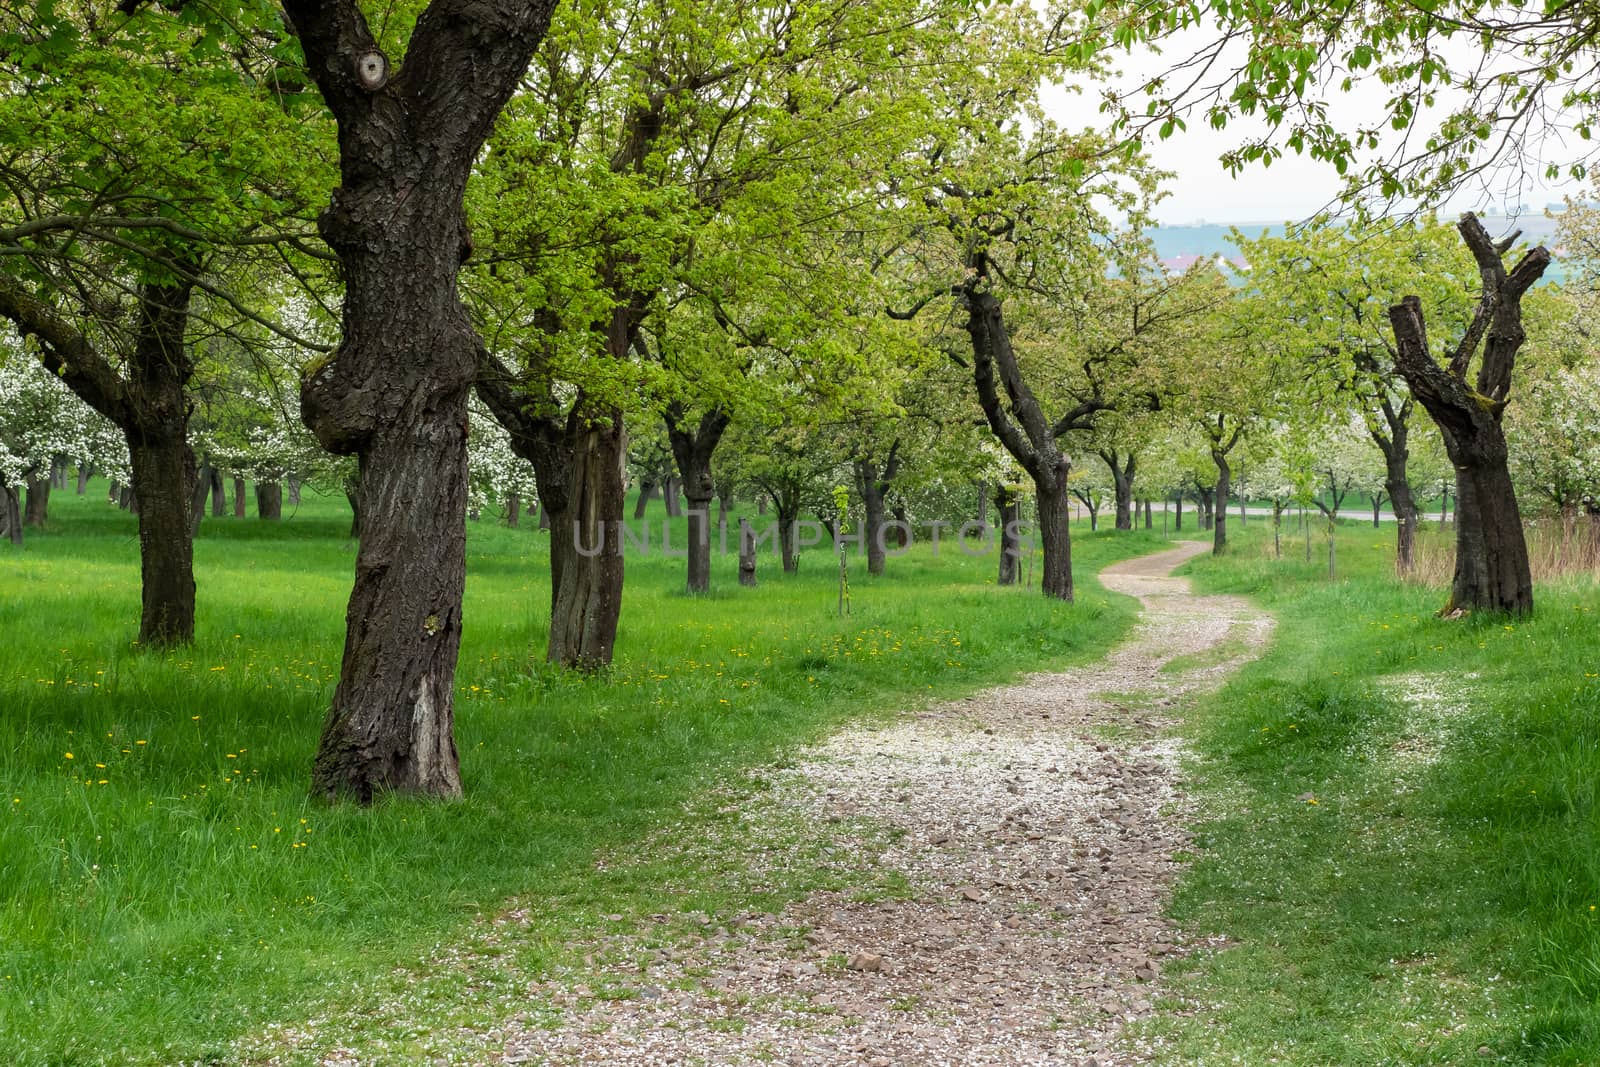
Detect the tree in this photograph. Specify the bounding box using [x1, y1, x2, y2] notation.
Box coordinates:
[0, 1, 330, 643]
[1387, 213, 1550, 616]
[280, 0, 559, 799]
[1235, 215, 1475, 574]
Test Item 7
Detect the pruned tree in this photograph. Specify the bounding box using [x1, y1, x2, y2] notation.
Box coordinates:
[1387, 213, 1550, 616]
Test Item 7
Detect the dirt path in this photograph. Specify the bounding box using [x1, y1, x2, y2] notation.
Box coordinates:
[490, 542, 1272, 1067]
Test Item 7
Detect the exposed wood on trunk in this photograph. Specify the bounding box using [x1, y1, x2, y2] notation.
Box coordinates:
[286, 0, 560, 801]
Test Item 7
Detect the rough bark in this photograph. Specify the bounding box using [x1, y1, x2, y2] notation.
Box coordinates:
[666, 404, 731, 594]
[209, 467, 226, 517]
[506, 492, 521, 527]
[234, 476, 247, 518]
[128, 432, 197, 645]
[256, 481, 283, 520]
[1387, 213, 1548, 616]
[547, 415, 627, 669]
[287, 0, 559, 801]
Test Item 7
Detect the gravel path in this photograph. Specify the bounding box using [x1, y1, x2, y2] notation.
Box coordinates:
[485, 542, 1273, 1067]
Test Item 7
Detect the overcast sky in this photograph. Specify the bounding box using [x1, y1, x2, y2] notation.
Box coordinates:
[1038, 33, 1589, 227]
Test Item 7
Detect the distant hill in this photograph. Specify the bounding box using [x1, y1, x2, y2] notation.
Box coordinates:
[1149, 211, 1572, 283]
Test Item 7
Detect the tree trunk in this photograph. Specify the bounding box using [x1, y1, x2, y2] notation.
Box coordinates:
[119, 485, 133, 511]
[506, 492, 521, 527]
[666, 407, 730, 595]
[234, 477, 247, 518]
[663, 475, 683, 518]
[285, 0, 559, 802]
[1100, 451, 1136, 530]
[547, 415, 626, 668]
[1, 480, 21, 545]
[893, 502, 909, 547]
[23, 475, 49, 527]
[1036, 470, 1073, 600]
[49, 455, 66, 490]
[1212, 449, 1231, 556]
[288, 477, 301, 506]
[127, 432, 197, 646]
[1372, 497, 1382, 528]
[1174, 495, 1182, 531]
[738, 517, 757, 587]
[976, 482, 989, 525]
[256, 481, 283, 520]
[777, 502, 800, 574]
[76, 465, 91, 495]
[633, 479, 657, 519]
[854, 448, 900, 577]
[209, 467, 226, 517]
[1388, 216, 1548, 615]
[345, 478, 361, 540]
[1273, 501, 1282, 558]
[995, 484, 1020, 586]
[188, 469, 210, 537]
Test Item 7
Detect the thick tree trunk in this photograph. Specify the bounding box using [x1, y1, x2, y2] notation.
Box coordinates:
[1388, 217, 1548, 615]
[76, 465, 91, 495]
[738, 517, 757, 587]
[506, 492, 521, 527]
[548, 416, 626, 667]
[23, 476, 49, 527]
[234, 477, 247, 518]
[285, 0, 559, 802]
[1037, 472, 1072, 600]
[256, 481, 283, 520]
[209, 467, 226, 517]
[995, 484, 1020, 586]
[127, 432, 197, 645]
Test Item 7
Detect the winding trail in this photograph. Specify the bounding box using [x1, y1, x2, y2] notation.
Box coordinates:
[490, 542, 1274, 1066]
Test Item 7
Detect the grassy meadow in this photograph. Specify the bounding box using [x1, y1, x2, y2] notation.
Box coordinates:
[1148, 515, 1600, 1065]
[0, 481, 1167, 1065]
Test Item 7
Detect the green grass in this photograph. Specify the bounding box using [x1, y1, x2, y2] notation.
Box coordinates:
[0, 481, 1166, 1065]
[1145, 518, 1600, 1065]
